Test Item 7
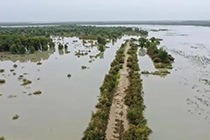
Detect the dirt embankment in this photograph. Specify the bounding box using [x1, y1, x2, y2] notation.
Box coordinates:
[106, 43, 130, 140]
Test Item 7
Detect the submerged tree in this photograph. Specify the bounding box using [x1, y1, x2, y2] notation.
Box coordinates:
[58, 43, 64, 50]
[97, 36, 106, 45]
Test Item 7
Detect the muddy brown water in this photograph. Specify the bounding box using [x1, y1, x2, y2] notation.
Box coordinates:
[137, 25, 210, 140]
[98, 24, 210, 140]
[1, 25, 210, 140]
[0, 36, 135, 140]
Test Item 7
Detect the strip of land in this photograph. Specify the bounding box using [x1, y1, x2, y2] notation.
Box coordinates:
[106, 43, 130, 140]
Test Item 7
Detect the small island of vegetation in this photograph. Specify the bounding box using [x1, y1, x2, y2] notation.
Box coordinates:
[138, 37, 174, 69]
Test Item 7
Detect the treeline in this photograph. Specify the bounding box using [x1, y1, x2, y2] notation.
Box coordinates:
[139, 37, 174, 69]
[82, 42, 127, 140]
[0, 25, 148, 40]
[0, 34, 55, 54]
[123, 43, 151, 140]
[0, 25, 148, 54]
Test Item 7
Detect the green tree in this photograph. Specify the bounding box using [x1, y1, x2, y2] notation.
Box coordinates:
[139, 37, 147, 48]
[58, 43, 63, 50]
[29, 46, 35, 53]
[123, 125, 151, 140]
[150, 37, 156, 43]
[42, 45, 48, 51]
[98, 44, 105, 52]
[97, 36, 106, 45]
[10, 44, 18, 54]
[49, 42, 55, 48]
[158, 48, 168, 62]
[64, 44, 68, 50]
[17, 45, 26, 54]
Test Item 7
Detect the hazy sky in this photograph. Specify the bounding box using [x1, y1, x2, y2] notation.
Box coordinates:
[0, 0, 209, 22]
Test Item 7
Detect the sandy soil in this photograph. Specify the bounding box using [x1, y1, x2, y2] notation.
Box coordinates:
[106, 43, 130, 140]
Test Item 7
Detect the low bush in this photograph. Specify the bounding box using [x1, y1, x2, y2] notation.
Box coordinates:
[82, 42, 127, 140]
[123, 42, 151, 140]
[58, 43, 64, 50]
[0, 79, 6, 84]
[0, 69, 4, 73]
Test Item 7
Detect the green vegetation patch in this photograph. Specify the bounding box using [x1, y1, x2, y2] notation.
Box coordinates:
[21, 78, 32, 86]
[33, 90, 42, 95]
[123, 42, 151, 140]
[0, 79, 6, 84]
[0, 25, 147, 55]
[82, 42, 127, 140]
[138, 37, 174, 69]
[12, 114, 19, 120]
[0, 69, 4, 73]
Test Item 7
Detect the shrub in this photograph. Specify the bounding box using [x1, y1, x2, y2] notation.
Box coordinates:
[58, 43, 63, 50]
[0, 69, 4, 73]
[42, 45, 48, 51]
[10, 44, 18, 54]
[13, 64, 18, 68]
[29, 46, 35, 53]
[98, 44, 105, 52]
[21, 79, 32, 86]
[153, 57, 160, 63]
[33, 90, 42, 95]
[123, 125, 151, 140]
[17, 45, 26, 54]
[158, 48, 168, 62]
[97, 36, 106, 45]
[0, 79, 6, 84]
[82, 41, 127, 140]
[12, 114, 19, 120]
[123, 42, 151, 139]
[65, 44, 68, 50]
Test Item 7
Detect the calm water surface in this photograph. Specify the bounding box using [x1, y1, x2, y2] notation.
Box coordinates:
[0, 36, 132, 140]
[137, 25, 210, 140]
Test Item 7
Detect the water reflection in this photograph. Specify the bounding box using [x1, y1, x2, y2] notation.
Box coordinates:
[0, 35, 136, 140]
[137, 25, 210, 140]
[0, 47, 56, 63]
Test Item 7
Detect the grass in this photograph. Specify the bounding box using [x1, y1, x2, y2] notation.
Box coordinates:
[0, 137, 5, 140]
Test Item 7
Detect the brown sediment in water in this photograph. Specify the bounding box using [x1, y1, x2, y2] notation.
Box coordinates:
[106, 43, 130, 140]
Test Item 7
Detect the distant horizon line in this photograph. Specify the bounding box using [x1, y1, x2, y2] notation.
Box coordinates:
[1, 19, 210, 23]
[0, 20, 210, 27]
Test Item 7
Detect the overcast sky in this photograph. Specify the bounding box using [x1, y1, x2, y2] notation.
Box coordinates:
[0, 0, 209, 22]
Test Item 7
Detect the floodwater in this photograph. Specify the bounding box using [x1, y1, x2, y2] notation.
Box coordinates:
[137, 25, 210, 140]
[1, 25, 210, 140]
[0, 36, 132, 140]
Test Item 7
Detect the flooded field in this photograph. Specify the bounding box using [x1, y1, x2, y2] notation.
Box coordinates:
[137, 25, 210, 140]
[1, 24, 210, 140]
[0, 36, 132, 140]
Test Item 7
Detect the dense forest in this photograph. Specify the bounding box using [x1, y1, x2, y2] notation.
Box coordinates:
[0, 25, 148, 54]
